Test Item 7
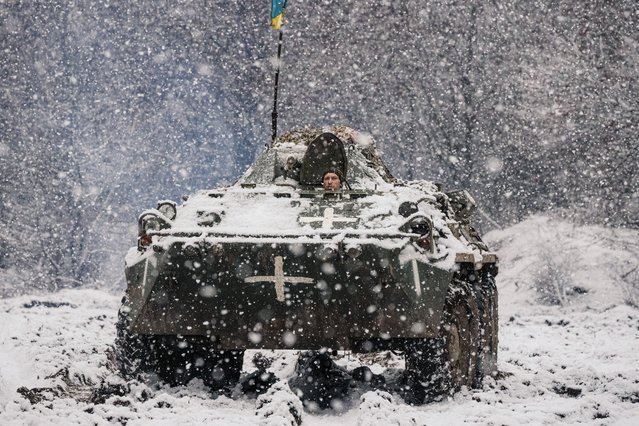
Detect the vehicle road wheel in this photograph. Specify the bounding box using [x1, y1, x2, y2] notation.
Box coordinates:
[475, 268, 498, 382]
[154, 336, 198, 386]
[403, 339, 443, 404]
[114, 296, 154, 378]
[403, 281, 480, 402]
[442, 285, 480, 392]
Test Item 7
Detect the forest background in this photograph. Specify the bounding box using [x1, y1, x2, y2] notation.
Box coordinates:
[1, 0, 637, 294]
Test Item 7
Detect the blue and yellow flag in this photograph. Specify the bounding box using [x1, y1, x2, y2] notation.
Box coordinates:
[271, 0, 288, 30]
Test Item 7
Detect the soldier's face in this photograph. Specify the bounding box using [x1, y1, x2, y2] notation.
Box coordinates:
[323, 172, 341, 191]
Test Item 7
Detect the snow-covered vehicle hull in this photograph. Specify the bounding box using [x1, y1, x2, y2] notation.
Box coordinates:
[116, 126, 498, 401]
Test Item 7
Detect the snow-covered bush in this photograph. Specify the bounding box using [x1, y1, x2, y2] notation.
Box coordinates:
[255, 381, 303, 426]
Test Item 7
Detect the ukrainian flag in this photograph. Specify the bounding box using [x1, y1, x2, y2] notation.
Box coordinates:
[271, 0, 288, 30]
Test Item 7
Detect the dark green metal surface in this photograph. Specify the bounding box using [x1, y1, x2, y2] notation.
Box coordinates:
[125, 241, 451, 351]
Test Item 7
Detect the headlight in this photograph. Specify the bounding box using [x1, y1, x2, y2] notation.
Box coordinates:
[400, 215, 434, 253]
[406, 217, 431, 236]
[143, 216, 162, 232]
[137, 210, 171, 250]
[157, 200, 177, 221]
[138, 213, 164, 236]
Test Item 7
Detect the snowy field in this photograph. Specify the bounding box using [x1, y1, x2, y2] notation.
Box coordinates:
[1, 216, 638, 425]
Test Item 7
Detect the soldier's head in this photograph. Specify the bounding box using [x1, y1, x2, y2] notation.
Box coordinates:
[322, 170, 342, 191]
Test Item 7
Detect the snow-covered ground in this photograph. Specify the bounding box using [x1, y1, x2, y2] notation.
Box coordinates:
[1, 216, 638, 425]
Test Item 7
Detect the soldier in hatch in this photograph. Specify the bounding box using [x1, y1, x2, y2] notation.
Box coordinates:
[322, 170, 342, 191]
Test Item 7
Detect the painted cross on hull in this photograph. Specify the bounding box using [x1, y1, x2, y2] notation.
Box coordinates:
[300, 207, 357, 229]
[244, 256, 314, 302]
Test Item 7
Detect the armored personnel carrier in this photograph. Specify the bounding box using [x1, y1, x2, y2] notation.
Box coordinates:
[115, 125, 498, 401]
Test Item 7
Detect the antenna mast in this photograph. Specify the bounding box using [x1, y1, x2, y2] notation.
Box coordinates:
[270, 0, 288, 145]
[271, 29, 284, 145]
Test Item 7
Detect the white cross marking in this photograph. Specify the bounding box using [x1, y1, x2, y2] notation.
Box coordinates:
[411, 259, 422, 297]
[244, 256, 314, 302]
[299, 207, 357, 229]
